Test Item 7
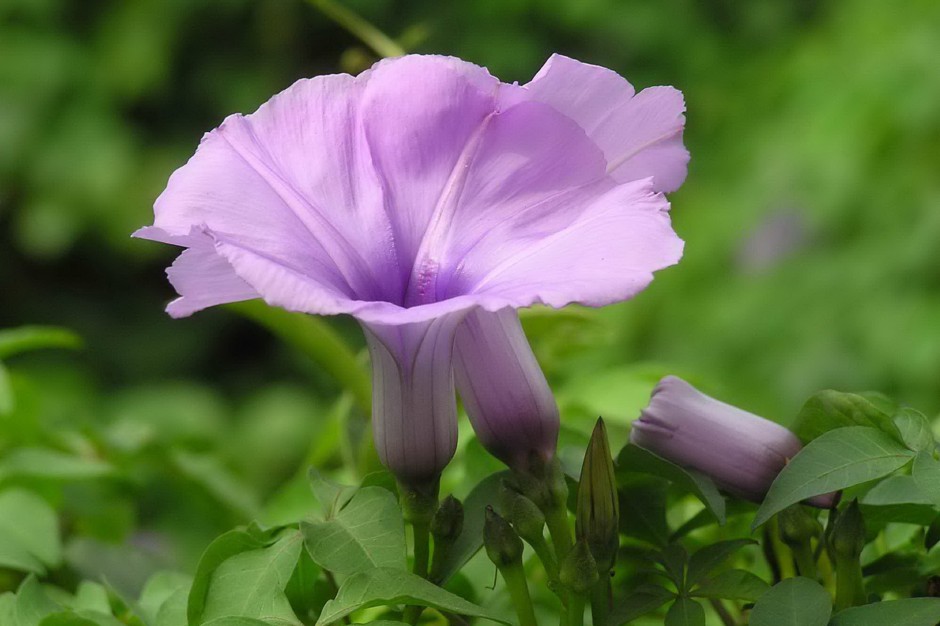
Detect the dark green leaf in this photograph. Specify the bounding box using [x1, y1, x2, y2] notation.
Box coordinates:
[830, 598, 940, 625]
[691, 569, 769, 602]
[200, 530, 303, 623]
[315, 568, 509, 625]
[753, 426, 914, 528]
[686, 539, 756, 587]
[607, 585, 674, 626]
[433, 472, 507, 584]
[0, 326, 82, 359]
[664, 597, 704, 626]
[618, 478, 669, 547]
[792, 391, 901, 444]
[749, 577, 831, 626]
[302, 486, 406, 576]
[616, 445, 725, 524]
[0, 361, 12, 415]
[658, 544, 687, 589]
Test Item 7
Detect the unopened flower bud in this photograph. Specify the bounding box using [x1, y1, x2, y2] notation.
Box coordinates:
[778, 505, 821, 547]
[829, 500, 866, 560]
[631, 376, 839, 507]
[484, 506, 524, 568]
[431, 495, 464, 545]
[576, 418, 619, 573]
[500, 482, 546, 545]
[559, 538, 599, 594]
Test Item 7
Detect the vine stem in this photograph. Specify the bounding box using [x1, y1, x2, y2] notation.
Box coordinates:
[566, 593, 586, 626]
[403, 521, 431, 624]
[307, 0, 405, 58]
[589, 577, 610, 626]
[545, 505, 574, 563]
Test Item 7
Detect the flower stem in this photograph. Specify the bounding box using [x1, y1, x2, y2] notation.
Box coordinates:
[589, 577, 610, 626]
[500, 562, 539, 626]
[545, 504, 573, 563]
[834, 557, 865, 611]
[792, 543, 818, 580]
[566, 592, 586, 626]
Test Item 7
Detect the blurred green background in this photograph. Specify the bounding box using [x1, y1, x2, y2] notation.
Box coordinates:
[1, 0, 938, 591]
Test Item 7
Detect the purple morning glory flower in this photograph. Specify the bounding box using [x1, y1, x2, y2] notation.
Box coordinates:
[136, 55, 684, 486]
[632, 376, 838, 507]
[454, 55, 688, 472]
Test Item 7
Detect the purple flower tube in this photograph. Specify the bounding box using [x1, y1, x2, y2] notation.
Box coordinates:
[136, 55, 684, 486]
[631, 376, 838, 507]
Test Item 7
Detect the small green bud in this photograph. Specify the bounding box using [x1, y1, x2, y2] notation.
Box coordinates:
[559, 538, 599, 594]
[430, 495, 464, 545]
[829, 499, 866, 560]
[576, 418, 620, 572]
[500, 481, 546, 545]
[484, 506, 524, 568]
[778, 504, 821, 547]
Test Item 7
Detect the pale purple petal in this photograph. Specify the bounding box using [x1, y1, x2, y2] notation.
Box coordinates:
[362, 311, 467, 484]
[631, 376, 838, 508]
[454, 309, 559, 469]
[527, 54, 689, 192]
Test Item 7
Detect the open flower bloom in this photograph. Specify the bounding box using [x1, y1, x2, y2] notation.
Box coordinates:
[631, 376, 839, 507]
[136, 54, 684, 485]
[454, 55, 688, 471]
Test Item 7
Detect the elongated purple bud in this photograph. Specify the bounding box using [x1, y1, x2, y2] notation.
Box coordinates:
[454, 308, 559, 471]
[631, 376, 838, 508]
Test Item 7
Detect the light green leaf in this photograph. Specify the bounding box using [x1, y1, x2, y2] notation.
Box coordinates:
[912, 451, 940, 507]
[749, 577, 831, 626]
[691, 569, 769, 602]
[894, 408, 934, 452]
[753, 426, 914, 528]
[201, 618, 294, 626]
[138, 572, 191, 626]
[302, 486, 405, 576]
[792, 391, 902, 443]
[315, 568, 509, 625]
[71, 582, 110, 615]
[616, 444, 725, 524]
[15, 576, 61, 626]
[830, 598, 940, 625]
[188, 527, 279, 624]
[200, 530, 303, 624]
[608, 586, 674, 626]
[432, 471, 507, 584]
[0, 326, 82, 359]
[664, 597, 704, 626]
[0, 448, 114, 482]
[0, 490, 61, 574]
[39, 611, 124, 626]
[686, 539, 756, 588]
[156, 588, 188, 626]
[307, 469, 355, 519]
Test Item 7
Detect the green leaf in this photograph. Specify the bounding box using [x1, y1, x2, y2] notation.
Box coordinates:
[860, 475, 937, 525]
[188, 527, 279, 624]
[753, 426, 914, 528]
[315, 568, 509, 625]
[39, 611, 124, 626]
[433, 471, 507, 584]
[912, 451, 940, 507]
[0, 326, 82, 359]
[138, 572, 191, 626]
[15, 576, 61, 626]
[302, 486, 405, 576]
[608, 586, 674, 626]
[658, 544, 687, 589]
[200, 530, 303, 624]
[749, 577, 831, 626]
[618, 478, 669, 547]
[830, 598, 940, 625]
[686, 539, 756, 587]
[201, 619, 293, 626]
[691, 569, 769, 602]
[0, 490, 61, 574]
[170, 450, 260, 520]
[307, 469, 355, 519]
[792, 391, 902, 444]
[156, 588, 188, 626]
[71, 582, 110, 615]
[893, 408, 934, 452]
[0, 448, 114, 482]
[664, 597, 704, 626]
[284, 548, 323, 623]
[0, 361, 13, 415]
[616, 445, 725, 524]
